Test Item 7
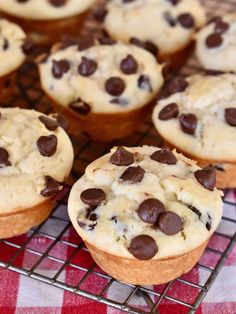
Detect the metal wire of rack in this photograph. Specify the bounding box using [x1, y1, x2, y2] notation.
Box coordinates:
[0, 0, 236, 313]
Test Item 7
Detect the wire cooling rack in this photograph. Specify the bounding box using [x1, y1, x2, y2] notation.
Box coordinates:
[1, 0, 236, 313]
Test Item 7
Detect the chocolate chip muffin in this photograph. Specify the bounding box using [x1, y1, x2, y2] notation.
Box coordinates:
[0, 18, 27, 102]
[38, 38, 164, 141]
[0, 0, 97, 44]
[0, 108, 74, 239]
[100, 0, 206, 71]
[153, 72, 236, 188]
[195, 15, 236, 72]
[68, 146, 222, 285]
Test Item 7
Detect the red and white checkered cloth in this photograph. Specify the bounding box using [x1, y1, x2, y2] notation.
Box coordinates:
[0, 191, 236, 314]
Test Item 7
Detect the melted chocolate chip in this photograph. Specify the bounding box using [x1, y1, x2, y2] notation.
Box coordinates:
[39, 116, 59, 131]
[179, 113, 197, 135]
[80, 188, 106, 207]
[128, 235, 158, 260]
[178, 13, 195, 28]
[48, 0, 66, 7]
[0, 147, 11, 167]
[150, 148, 177, 165]
[41, 176, 62, 197]
[69, 99, 91, 115]
[120, 55, 138, 75]
[138, 75, 152, 92]
[78, 57, 97, 77]
[205, 33, 223, 48]
[52, 59, 69, 79]
[205, 69, 225, 76]
[129, 37, 146, 50]
[109, 147, 134, 166]
[120, 166, 145, 183]
[225, 108, 236, 126]
[158, 211, 183, 235]
[159, 103, 179, 120]
[188, 205, 201, 218]
[3, 38, 9, 50]
[105, 77, 126, 96]
[93, 6, 108, 22]
[37, 135, 58, 157]
[138, 198, 165, 224]
[194, 165, 216, 191]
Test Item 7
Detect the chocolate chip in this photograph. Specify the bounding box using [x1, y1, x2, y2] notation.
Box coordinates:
[129, 37, 158, 57]
[93, 6, 108, 22]
[145, 41, 158, 56]
[150, 148, 177, 165]
[39, 116, 59, 131]
[123, 0, 137, 3]
[22, 39, 35, 54]
[37, 135, 58, 157]
[98, 37, 116, 45]
[105, 77, 126, 96]
[138, 198, 165, 224]
[48, 0, 66, 7]
[78, 36, 95, 51]
[167, 77, 189, 96]
[3, 38, 9, 50]
[78, 57, 97, 77]
[69, 98, 91, 115]
[205, 33, 223, 48]
[41, 176, 62, 197]
[120, 166, 145, 183]
[159, 103, 179, 120]
[53, 114, 69, 130]
[225, 108, 236, 126]
[205, 69, 225, 76]
[178, 13, 195, 28]
[61, 35, 79, 49]
[52, 59, 69, 79]
[0, 147, 11, 167]
[110, 147, 134, 166]
[164, 11, 176, 27]
[80, 188, 106, 207]
[128, 235, 158, 260]
[194, 165, 216, 191]
[188, 205, 201, 218]
[16, 0, 29, 2]
[179, 113, 197, 135]
[120, 55, 138, 75]
[129, 37, 146, 50]
[167, 0, 180, 5]
[158, 211, 183, 235]
[206, 214, 212, 231]
[214, 164, 225, 172]
[110, 98, 128, 106]
[214, 19, 229, 34]
[138, 75, 152, 92]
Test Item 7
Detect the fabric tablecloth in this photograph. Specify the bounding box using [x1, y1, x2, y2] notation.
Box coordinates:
[0, 191, 236, 314]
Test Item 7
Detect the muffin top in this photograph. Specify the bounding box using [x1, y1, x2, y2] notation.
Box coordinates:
[0, 19, 26, 77]
[39, 39, 164, 114]
[0, 108, 73, 214]
[196, 15, 236, 72]
[0, 0, 97, 20]
[68, 146, 222, 260]
[102, 0, 206, 56]
[153, 73, 236, 162]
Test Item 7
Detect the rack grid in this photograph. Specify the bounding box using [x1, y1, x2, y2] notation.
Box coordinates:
[0, 0, 236, 313]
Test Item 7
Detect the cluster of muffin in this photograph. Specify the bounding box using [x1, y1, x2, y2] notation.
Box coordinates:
[1, 0, 235, 286]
